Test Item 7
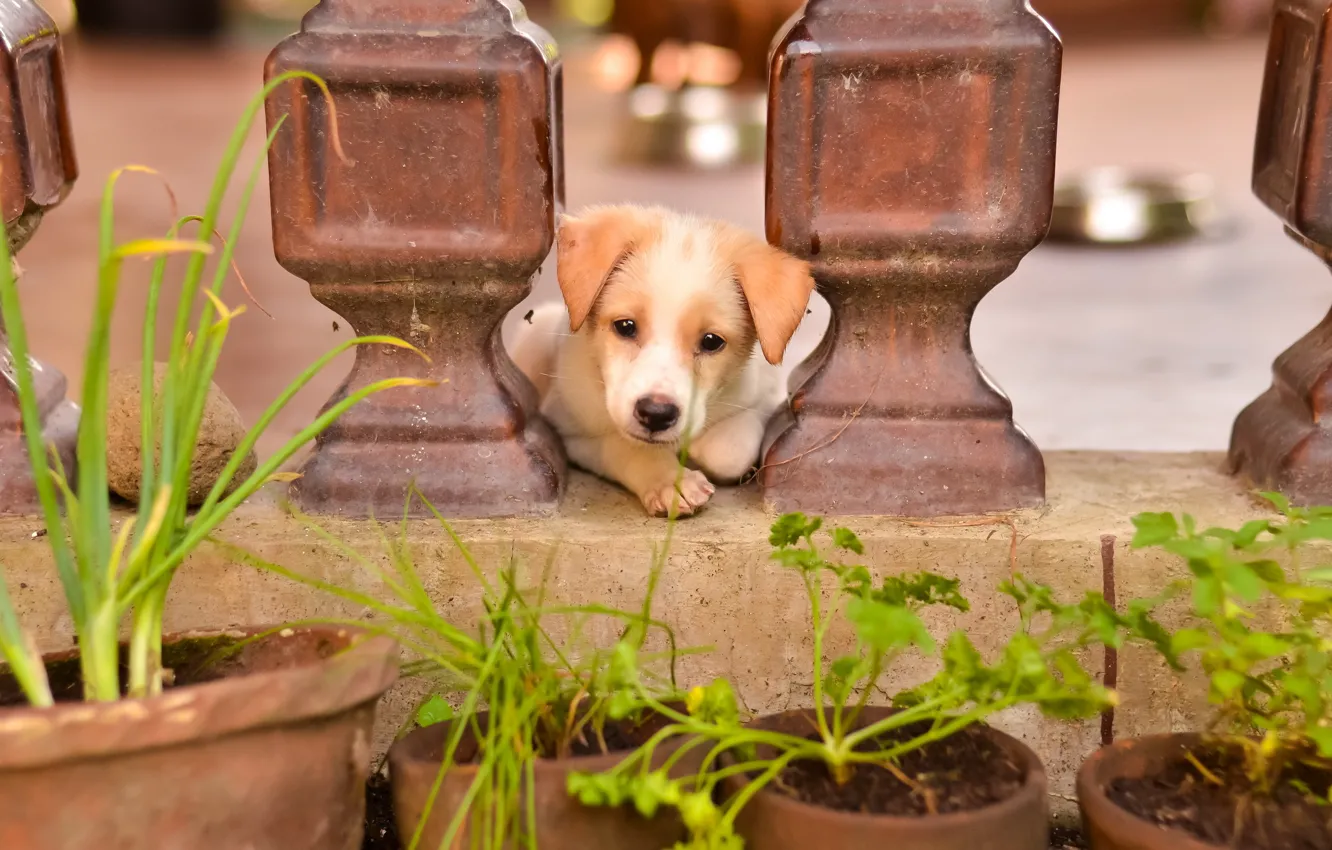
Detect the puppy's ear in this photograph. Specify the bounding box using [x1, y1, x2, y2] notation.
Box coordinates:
[557, 207, 658, 332]
[720, 226, 816, 365]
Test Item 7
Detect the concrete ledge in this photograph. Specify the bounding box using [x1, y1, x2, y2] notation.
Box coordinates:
[3, 451, 1270, 814]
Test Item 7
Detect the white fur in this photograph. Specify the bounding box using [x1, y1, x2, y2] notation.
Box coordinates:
[510, 215, 794, 517]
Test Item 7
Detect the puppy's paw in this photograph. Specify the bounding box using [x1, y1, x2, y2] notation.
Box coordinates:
[640, 469, 715, 518]
[689, 412, 766, 484]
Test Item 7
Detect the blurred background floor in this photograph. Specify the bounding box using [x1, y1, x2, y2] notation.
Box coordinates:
[14, 25, 1320, 459]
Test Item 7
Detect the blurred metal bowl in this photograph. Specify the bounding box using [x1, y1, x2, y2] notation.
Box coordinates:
[1047, 168, 1219, 246]
[616, 84, 766, 169]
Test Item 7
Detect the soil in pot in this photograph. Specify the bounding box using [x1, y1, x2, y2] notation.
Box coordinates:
[764, 720, 1026, 816]
[0, 630, 349, 704]
[728, 708, 1047, 850]
[363, 772, 399, 850]
[1105, 744, 1332, 850]
[440, 706, 678, 763]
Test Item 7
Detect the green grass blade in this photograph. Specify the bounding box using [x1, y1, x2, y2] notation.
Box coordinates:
[171, 120, 287, 531]
[81, 174, 207, 597]
[0, 214, 78, 625]
[167, 70, 341, 375]
[194, 335, 429, 519]
[127, 371, 432, 609]
[0, 569, 52, 706]
[133, 219, 184, 540]
[210, 117, 285, 302]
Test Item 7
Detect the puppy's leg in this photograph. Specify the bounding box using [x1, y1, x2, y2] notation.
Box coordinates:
[564, 434, 715, 517]
[508, 303, 569, 400]
[689, 411, 767, 484]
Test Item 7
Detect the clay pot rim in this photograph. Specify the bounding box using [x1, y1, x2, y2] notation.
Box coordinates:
[722, 707, 1048, 830]
[1077, 732, 1234, 850]
[0, 624, 398, 771]
[389, 706, 681, 780]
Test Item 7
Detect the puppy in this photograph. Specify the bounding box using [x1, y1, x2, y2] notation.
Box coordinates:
[511, 205, 815, 517]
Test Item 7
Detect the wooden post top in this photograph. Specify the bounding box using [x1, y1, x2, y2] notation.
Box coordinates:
[266, 0, 561, 282]
[767, 0, 1061, 265]
[1253, 1, 1332, 247]
[0, 0, 76, 250]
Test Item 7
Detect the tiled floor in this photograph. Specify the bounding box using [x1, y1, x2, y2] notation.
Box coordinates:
[12, 30, 1323, 459]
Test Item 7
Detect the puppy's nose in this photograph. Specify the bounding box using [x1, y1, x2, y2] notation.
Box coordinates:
[634, 395, 680, 433]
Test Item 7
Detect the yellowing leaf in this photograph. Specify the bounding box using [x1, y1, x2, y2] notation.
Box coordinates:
[352, 334, 433, 364]
[378, 377, 440, 391]
[202, 289, 245, 322]
[112, 238, 214, 260]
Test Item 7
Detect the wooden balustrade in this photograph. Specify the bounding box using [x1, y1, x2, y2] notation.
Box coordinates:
[0, 1, 78, 515]
[262, 0, 1063, 519]
[759, 0, 1061, 516]
[1231, 0, 1332, 504]
[17, 1, 1307, 522]
[265, 0, 566, 518]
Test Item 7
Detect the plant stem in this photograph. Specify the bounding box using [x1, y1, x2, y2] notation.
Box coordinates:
[81, 602, 121, 702]
[837, 694, 952, 752]
[806, 569, 833, 743]
[0, 583, 51, 705]
[846, 700, 1013, 765]
[719, 751, 800, 832]
[840, 651, 884, 743]
[1185, 750, 1225, 785]
[127, 583, 168, 698]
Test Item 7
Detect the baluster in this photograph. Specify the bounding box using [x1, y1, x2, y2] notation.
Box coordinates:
[761, 0, 1060, 517]
[1231, 1, 1332, 504]
[265, 0, 565, 518]
[0, 0, 78, 515]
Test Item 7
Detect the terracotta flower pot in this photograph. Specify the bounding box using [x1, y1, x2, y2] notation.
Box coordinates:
[724, 708, 1049, 850]
[0, 626, 398, 850]
[389, 709, 694, 850]
[1077, 734, 1230, 850]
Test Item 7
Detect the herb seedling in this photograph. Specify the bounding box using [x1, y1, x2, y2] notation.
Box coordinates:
[0, 73, 430, 706]
[232, 487, 700, 850]
[1130, 494, 1332, 800]
[570, 513, 1170, 849]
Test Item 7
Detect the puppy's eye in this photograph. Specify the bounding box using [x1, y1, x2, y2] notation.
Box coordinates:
[700, 333, 726, 353]
[612, 319, 637, 340]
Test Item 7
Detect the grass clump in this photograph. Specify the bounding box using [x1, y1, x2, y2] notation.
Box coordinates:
[0, 73, 428, 706]
[231, 487, 699, 850]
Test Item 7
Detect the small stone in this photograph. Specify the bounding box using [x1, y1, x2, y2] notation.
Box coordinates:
[105, 362, 257, 508]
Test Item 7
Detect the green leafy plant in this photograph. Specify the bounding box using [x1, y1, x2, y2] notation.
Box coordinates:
[0, 73, 430, 706]
[569, 513, 1168, 849]
[1130, 493, 1332, 799]
[229, 487, 700, 850]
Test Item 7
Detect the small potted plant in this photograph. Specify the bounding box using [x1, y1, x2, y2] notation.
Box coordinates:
[571, 513, 1171, 850]
[1078, 496, 1332, 850]
[0, 72, 428, 849]
[235, 489, 703, 850]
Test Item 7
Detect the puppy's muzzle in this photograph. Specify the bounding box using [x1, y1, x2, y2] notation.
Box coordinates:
[634, 395, 680, 434]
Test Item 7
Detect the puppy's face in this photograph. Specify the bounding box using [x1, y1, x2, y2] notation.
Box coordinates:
[590, 242, 755, 444]
[557, 206, 815, 447]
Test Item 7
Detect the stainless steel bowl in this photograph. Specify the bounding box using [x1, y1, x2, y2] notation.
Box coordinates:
[615, 84, 766, 169]
[1048, 168, 1219, 246]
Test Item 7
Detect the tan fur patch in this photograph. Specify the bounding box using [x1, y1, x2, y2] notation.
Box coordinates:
[556, 205, 667, 331]
[709, 220, 815, 365]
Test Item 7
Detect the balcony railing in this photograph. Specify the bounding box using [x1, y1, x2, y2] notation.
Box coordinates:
[0, 0, 1328, 519]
